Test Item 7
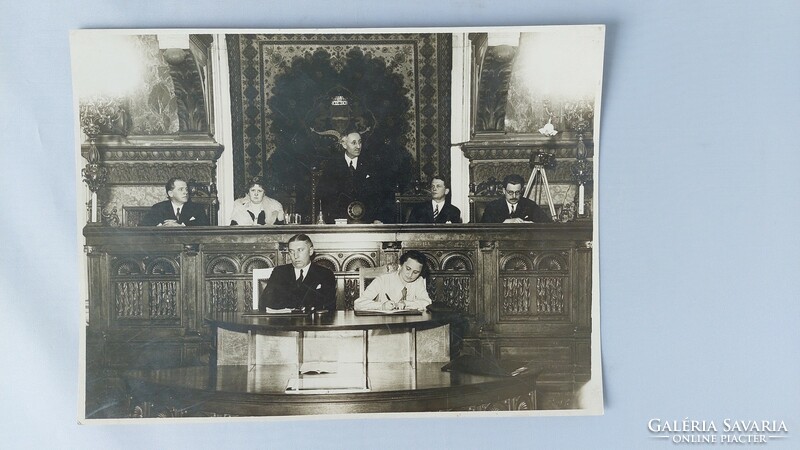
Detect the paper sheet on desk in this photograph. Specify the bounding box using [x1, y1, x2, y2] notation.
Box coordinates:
[265, 307, 295, 314]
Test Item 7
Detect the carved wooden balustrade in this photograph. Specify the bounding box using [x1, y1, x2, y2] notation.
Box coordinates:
[84, 223, 592, 409]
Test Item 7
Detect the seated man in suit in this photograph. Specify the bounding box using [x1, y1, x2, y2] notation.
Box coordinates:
[259, 234, 336, 312]
[480, 174, 552, 224]
[407, 176, 462, 224]
[140, 177, 210, 226]
[317, 129, 385, 224]
[354, 250, 432, 312]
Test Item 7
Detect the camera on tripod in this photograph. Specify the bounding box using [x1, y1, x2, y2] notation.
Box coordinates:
[530, 152, 556, 168]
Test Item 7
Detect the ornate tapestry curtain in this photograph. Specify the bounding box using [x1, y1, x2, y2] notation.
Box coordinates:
[227, 33, 452, 217]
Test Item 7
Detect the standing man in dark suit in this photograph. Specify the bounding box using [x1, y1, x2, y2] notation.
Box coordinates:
[259, 234, 336, 312]
[407, 176, 462, 224]
[317, 129, 384, 224]
[140, 177, 210, 226]
[480, 174, 552, 224]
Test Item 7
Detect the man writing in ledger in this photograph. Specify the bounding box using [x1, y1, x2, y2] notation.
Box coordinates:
[317, 128, 384, 224]
[353, 250, 432, 312]
[259, 234, 336, 312]
[480, 174, 552, 224]
[140, 177, 210, 226]
[406, 175, 462, 224]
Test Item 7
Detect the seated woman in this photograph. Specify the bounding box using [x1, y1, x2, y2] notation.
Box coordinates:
[354, 250, 432, 311]
[229, 178, 285, 226]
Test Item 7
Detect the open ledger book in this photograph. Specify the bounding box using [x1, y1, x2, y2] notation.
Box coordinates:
[353, 309, 423, 316]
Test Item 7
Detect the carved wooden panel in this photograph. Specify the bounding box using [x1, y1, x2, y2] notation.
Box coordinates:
[149, 281, 178, 318]
[536, 277, 565, 314]
[343, 278, 359, 311]
[110, 254, 180, 322]
[208, 280, 237, 313]
[502, 277, 531, 315]
[115, 281, 144, 317]
[404, 249, 475, 313]
[499, 250, 571, 319]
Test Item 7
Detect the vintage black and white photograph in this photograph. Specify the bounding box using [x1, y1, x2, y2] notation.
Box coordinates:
[73, 26, 604, 420]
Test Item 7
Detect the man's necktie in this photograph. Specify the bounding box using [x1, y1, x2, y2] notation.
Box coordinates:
[297, 269, 304, 285]
[510, 204, 516, 217]
[176, 207, 181, 221]
[349, 160, 355, 174]
[433, 204, 439, 220]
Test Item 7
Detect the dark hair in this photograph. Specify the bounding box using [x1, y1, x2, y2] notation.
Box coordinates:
[288, 234, 314, 247]
[430, 175, 449, 189]
[399, 250, 430, 280]
[165, 177, 187, 196]
[502, 174, 525, 189]
[244, 177, 266, 192]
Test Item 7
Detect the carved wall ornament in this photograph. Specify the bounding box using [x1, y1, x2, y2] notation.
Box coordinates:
[312, 255, 339, 273]
[112, 258, 144, 276]
[206, 256, 240, 275]
[101, 207, 121, 227]
[209, 280, 238, 312]
[441, 253, 474, 272]
[145, 257, 179, 275]
[242, 256, 275, 272]
[183, 244, 200, 256]
[105, 162, 214, 185]
[344, 278, 360, 310]
[343, 254, 376, 272]
[536, 277, 566, 314]
[501, 277, 531, 315]
[501, 254, 533, 272]
[149, 281, 178, 318]
[439, 276, 471, 312]
[115, 281, 144, 317]
[533, 252, 569, 272]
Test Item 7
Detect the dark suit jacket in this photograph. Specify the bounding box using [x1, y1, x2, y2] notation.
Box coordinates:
[259, 263, 336, 311]
[140, 200, 210, 226]
[480, 197, 552, 223]
[407, 201, 462, 224]
[317, 156, 385, 223]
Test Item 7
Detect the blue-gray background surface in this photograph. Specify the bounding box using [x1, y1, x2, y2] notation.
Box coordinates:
[1, 1, 798, 448]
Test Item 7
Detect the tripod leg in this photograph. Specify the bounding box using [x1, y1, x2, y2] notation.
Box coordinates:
[524, 167, 537, 199]
[539, 169, 557, 220]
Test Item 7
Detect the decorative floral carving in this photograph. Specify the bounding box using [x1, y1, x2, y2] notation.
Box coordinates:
[502, 277, 530, 315]
[536, 277, 565, 314]
[149, 281, 178, 318]
[242, 256, 275, 272]
[439, 276, 470, 312]
[209, 281, 237, 312]
[207, 256, 239, 275]
[115, 281, 143, 317]
[344, 278, 359, 310]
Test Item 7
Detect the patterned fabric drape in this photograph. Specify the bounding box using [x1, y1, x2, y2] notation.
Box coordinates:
[227, 33, 451, 214]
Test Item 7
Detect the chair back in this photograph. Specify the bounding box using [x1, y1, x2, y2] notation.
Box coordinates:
[358, 265, 396, 293]
[252, 267, 275, 310]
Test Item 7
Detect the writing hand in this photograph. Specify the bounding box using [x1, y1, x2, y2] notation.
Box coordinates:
[381, 300, 396, 311]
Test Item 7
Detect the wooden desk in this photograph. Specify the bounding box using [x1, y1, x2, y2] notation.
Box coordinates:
[122, 310, 537, 416]
[85, 223, 591, 412]
[124, 363, 538, 416]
